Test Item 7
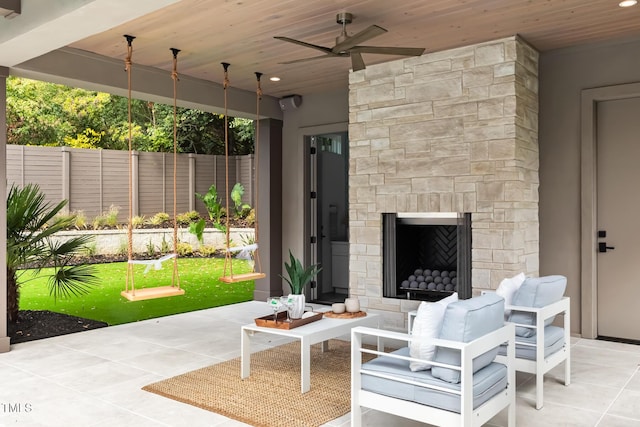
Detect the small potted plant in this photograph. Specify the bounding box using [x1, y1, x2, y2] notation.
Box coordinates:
[280, 250, 322, 319]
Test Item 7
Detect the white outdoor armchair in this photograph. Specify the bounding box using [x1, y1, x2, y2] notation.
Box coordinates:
[485, 275, 571, 410]
[351, 293, 516, 427]
[499, 296, 571, 409]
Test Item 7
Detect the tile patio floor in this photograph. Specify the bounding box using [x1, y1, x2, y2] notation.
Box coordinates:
[1, 301, 639, 426]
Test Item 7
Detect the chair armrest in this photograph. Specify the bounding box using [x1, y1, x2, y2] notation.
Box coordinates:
[506, 297, 570, 331]
[507, 297, 569, 321]
[506, 297, 570, 349]
[352, 324, 515, 368]
[407, 310, 418, 333]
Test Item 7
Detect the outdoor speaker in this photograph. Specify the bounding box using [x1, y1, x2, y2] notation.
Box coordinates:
[279, 95, 302, 111]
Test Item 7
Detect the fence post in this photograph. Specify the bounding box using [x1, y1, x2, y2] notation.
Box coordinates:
[99, 149, 104, 213]
[61, 146, 71, 213]
[189, 153, 196, 212]
[235, 155, 241, 192]
[249, 154, 256, 207]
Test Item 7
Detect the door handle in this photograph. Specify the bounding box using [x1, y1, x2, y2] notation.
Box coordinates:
[598, 242, 615, 253]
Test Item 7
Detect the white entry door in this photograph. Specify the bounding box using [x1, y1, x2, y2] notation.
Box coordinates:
[596, 96, 640, 341]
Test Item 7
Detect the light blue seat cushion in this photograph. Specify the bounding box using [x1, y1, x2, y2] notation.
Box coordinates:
[498, 325, 565, 360]
[508, 275, 566, 338]
[361, 347, 508, 413]
[431, 293, 505, 383]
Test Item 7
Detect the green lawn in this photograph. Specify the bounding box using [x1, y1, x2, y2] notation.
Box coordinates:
[18, 257, 256, 325]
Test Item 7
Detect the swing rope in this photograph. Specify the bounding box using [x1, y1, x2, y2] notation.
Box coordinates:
[170, 47, 181, 289]
[121, 36, 184, 301]
[124, 34, 135, 295]
[220, 65, 265, 283]
[222, 63, 233, 278]
[252, 72, 264, 276]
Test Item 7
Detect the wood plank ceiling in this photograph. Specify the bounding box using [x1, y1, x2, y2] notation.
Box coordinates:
[69, 0, 640, 98]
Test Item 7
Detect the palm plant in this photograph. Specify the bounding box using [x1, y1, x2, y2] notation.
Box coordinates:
[6, 184, 98, 323]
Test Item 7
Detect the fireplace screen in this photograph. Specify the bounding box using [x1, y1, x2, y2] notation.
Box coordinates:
[383, 213, 471, 301]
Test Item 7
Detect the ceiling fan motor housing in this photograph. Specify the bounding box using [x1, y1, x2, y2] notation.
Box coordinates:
[336, 12, 353, 25]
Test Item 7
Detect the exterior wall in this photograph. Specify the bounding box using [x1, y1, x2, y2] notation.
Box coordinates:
[6, 145, 256, 222]
[348, 36, 539, 330]
[539, 36, 640, 335]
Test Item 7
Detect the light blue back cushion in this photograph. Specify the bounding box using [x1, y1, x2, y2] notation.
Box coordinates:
[431, 293, 505, 384]
[508, 275, 566, 338]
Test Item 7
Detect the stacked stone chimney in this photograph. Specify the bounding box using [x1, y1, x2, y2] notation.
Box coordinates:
[348, 36, 539, 329]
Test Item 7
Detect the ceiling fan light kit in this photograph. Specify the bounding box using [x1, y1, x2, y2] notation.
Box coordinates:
[274, 12, 425, 71]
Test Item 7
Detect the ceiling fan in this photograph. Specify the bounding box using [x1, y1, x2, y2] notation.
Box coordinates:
[274, 12, 425, 71]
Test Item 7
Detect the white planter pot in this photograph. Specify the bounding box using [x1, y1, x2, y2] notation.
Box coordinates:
[345, 297, 360, 313]
[288, 294, 306, 319]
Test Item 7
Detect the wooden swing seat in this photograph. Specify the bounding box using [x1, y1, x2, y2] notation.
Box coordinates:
[121, 286, 185, 302]
[219, 272, 266, 283]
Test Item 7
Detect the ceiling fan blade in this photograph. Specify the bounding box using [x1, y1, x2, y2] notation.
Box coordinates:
[332, 25, 387, 53]
[274, 36, 334, 55]
[279, 54, 342, 65]
[351, 46, 426, 56]
[350, 52, 366, 71]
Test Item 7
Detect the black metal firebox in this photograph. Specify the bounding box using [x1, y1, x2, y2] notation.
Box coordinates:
[383, 213, 472, 301]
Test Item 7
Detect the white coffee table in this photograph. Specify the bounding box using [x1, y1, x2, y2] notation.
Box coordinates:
[241, 311, 380, 393]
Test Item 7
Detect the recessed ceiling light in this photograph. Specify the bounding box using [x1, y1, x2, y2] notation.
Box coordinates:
[619, 0, 637, 7]
[270, 76, 281, 82]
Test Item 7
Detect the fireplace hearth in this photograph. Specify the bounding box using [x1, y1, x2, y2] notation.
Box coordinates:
[383, 213, 471, 301]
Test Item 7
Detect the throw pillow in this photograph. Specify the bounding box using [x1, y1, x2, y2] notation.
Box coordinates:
[508, 275, 567, 338]
[409, 292, 458, 371]
[495, 272, 526, 318]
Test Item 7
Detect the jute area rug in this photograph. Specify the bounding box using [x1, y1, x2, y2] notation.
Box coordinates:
[143, 339, 374, 427]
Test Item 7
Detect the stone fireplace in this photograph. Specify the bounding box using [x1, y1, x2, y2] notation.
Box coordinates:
[348, 36, 539, 330]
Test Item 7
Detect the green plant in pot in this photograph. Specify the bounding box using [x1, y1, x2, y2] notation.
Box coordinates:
[280, 250, 322, 319]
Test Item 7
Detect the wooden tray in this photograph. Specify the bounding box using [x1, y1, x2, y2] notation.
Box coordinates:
[254, 311, 323, 329]
[323, 310, 367, 319]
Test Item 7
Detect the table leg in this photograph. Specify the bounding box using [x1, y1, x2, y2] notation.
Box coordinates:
[321, 340, 329, 352]
[301, 338, 310, 393]
[241, 327, 251, 379]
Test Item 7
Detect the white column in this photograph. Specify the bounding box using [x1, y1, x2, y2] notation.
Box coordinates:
[0, 67, 11, 352]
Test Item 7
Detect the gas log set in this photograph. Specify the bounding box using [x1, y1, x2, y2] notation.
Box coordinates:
[400, 268, 458, 293]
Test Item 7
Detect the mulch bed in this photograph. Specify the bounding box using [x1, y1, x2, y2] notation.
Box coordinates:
[8, 310, 108, 344]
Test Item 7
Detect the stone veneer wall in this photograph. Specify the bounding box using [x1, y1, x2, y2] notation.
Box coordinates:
[348, 36, 539, 329]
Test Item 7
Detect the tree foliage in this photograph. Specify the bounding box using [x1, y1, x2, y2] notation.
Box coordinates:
[6, 77, 255, 155]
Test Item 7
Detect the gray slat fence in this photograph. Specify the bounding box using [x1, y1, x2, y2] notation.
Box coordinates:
[6, 145, 256, 222]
